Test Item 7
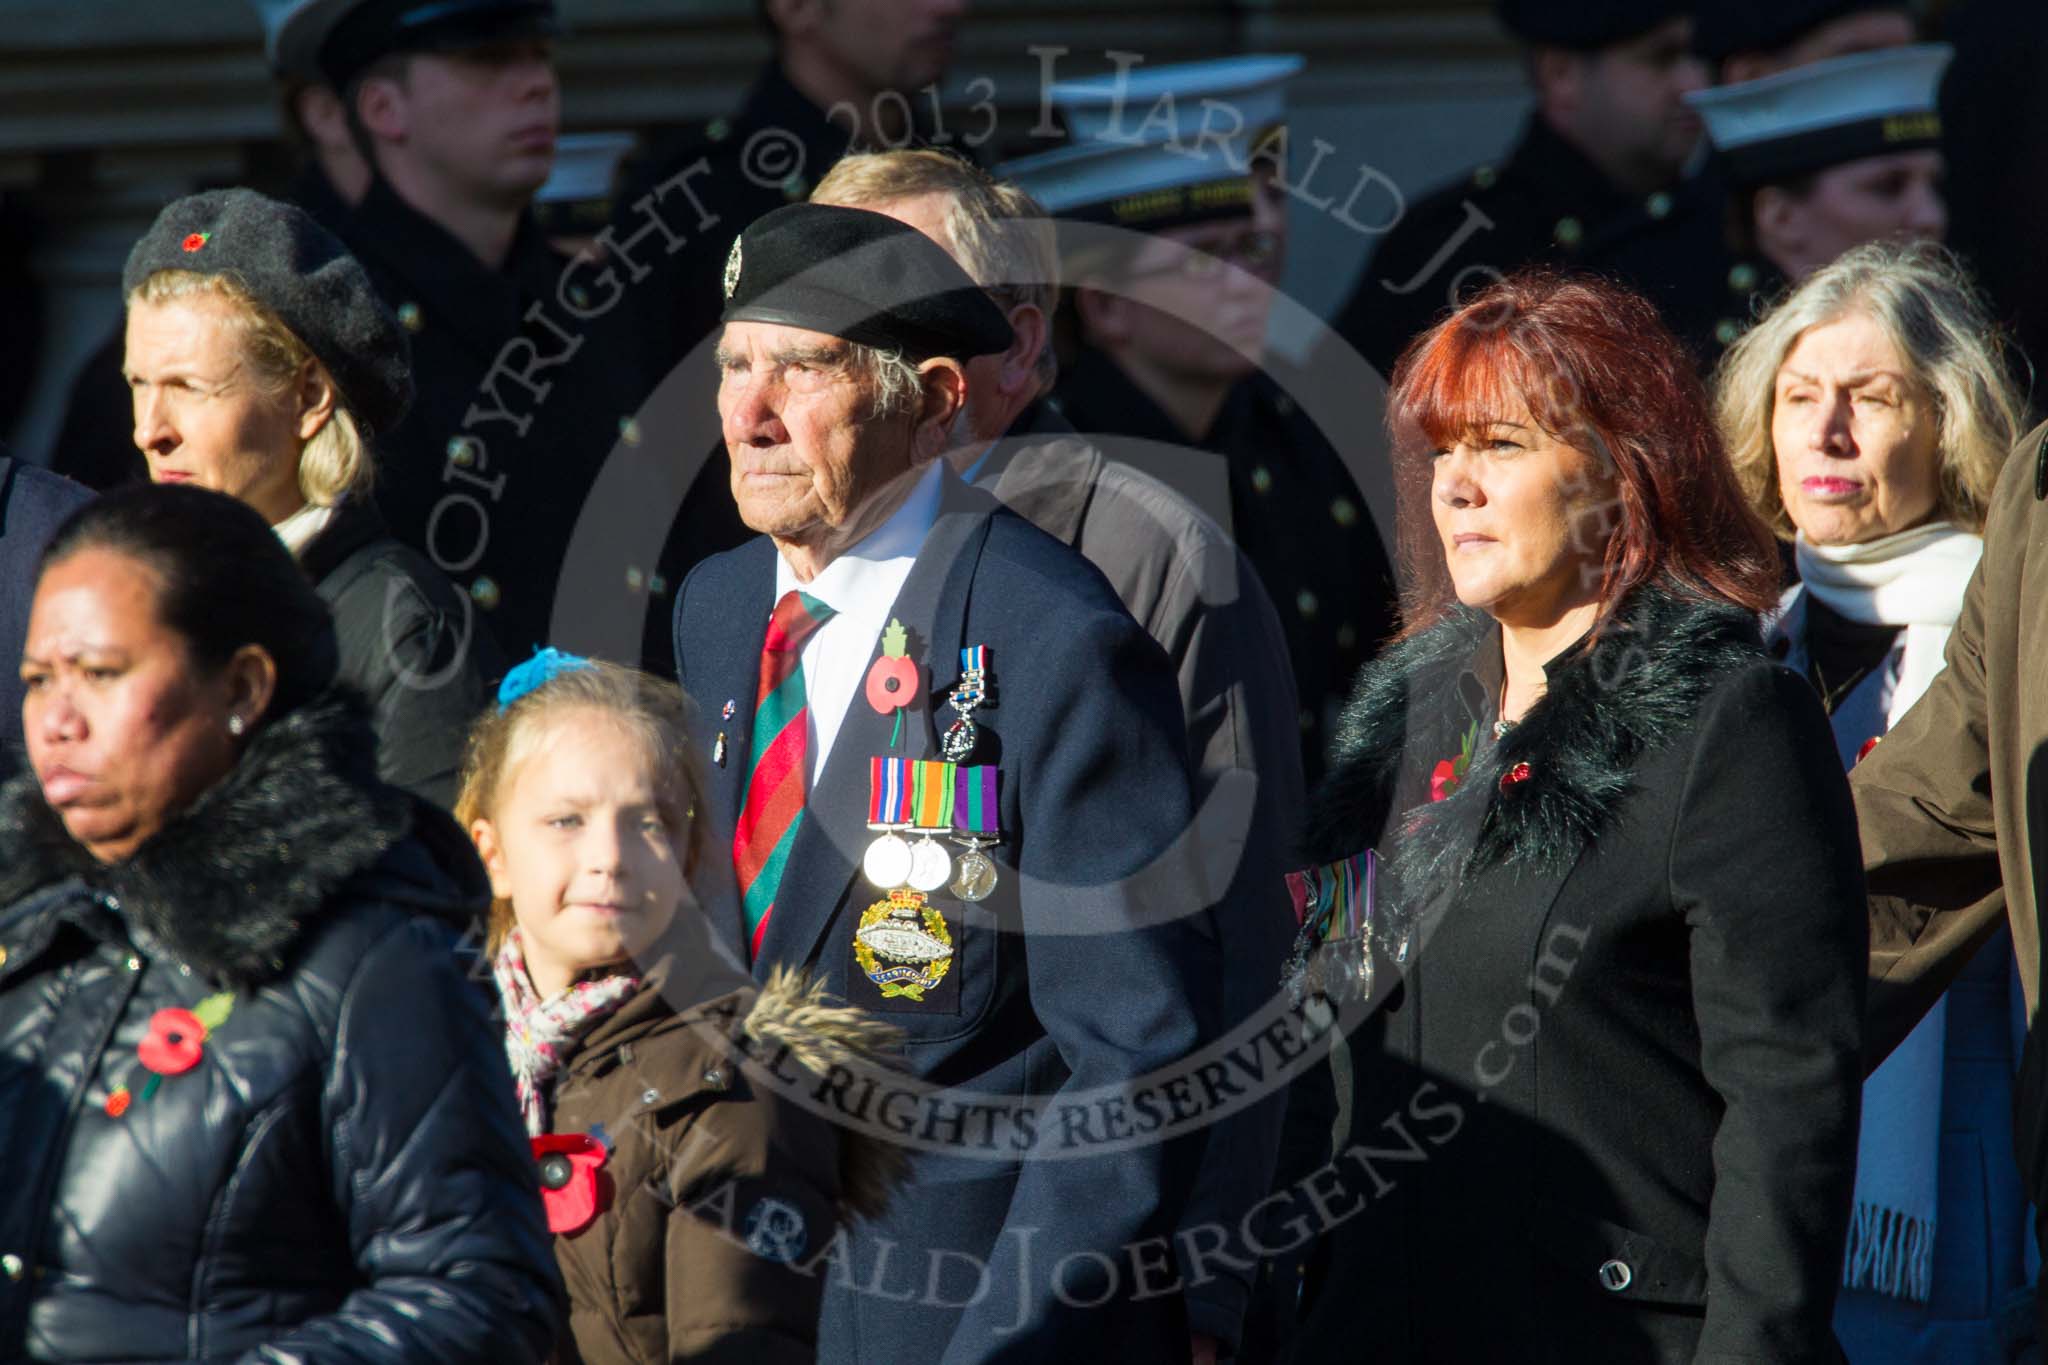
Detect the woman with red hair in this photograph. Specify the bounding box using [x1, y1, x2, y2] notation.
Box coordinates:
[1278, 273, 1866, 1362]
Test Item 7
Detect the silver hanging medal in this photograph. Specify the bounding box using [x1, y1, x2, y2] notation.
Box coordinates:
[941, 645, 989, 761]
[907, 835, 953, 892]
[864, 755, 914, 889]
[948, 758, 1001, 902]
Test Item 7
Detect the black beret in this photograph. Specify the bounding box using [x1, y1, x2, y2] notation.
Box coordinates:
[270, 0, 560, 90]
[123, 188, 413, 438]
[1496, 0, 1693, 50]
[1694, 0, 1913, 62]
[720, 204, 1014, 363]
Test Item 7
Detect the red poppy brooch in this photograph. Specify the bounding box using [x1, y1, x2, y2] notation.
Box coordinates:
[863, 619, 920, 747]
[533, 1131, 613, 1235]
[105, 992, 235, 1117]
[1430, 721, 1480, 801]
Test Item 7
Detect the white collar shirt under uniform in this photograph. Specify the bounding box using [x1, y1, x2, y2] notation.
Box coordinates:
[772, 461, 944, 782]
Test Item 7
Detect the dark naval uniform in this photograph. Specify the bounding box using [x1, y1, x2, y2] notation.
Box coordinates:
[337, 175, 650, 663]
[1055, 346, 1396, 783]
[1328, 116, 1732, 376]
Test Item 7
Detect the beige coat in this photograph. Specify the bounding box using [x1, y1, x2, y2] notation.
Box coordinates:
[1853, 421, 2045, 1100]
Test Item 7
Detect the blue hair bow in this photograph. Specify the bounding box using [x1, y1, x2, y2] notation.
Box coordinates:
[497, 647, 597, 710]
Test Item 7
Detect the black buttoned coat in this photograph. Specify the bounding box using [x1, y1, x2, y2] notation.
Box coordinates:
[1280, 586, 1866, 1363]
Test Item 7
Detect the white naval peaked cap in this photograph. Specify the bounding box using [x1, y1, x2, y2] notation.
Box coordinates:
[996, 53, 1304, 230]
[1684, 42, 1953, 187]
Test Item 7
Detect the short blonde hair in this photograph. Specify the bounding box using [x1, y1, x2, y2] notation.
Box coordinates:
[128, 269, 374, 507]
[1713, 240, 2021, 539]
[812, 148, 1060, 390]
[453, 659, 711, 954]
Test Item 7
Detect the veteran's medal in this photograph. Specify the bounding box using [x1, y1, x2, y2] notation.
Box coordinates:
[904, 759, 955, 892]
[949, 763, 1002, 902]
[864, 756, 914, 889]
[941, 645, 990, 762]
[855, 889, 954, 1000]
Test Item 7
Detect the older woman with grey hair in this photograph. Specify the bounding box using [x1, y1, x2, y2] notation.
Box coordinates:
[121, 188, 499, 806]
[1714, 238, 2031, 1360]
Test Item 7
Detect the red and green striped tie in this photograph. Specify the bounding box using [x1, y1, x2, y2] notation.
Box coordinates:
[733, 589, 837, 959]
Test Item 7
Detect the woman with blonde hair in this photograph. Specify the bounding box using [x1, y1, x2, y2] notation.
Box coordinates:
[1714, 237, 2031, 1359]
[120, 188, 498, 805]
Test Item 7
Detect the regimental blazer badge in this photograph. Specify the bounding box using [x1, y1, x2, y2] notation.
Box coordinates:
[854, 889, 954, 1000]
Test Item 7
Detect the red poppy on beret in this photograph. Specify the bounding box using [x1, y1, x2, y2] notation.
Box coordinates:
[181, 232, 209, 252]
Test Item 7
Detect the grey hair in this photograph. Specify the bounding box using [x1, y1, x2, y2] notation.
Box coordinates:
[1712, 240, 2023, 538]
[851, 341, 927, 419]
[812, 148, 1059, 393]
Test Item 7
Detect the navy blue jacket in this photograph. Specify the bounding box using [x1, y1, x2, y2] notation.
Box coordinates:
[0, 457, 92, 762]
[674, 475, 1224, 1364]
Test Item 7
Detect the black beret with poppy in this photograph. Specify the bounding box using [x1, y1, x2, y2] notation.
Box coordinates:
[720, 203, 1014, 363]
[122, 188, 413, 438]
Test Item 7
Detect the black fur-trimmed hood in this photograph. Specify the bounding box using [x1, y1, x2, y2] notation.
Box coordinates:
[0, 689, 423, 988]
[1305, 585, 1765, 902]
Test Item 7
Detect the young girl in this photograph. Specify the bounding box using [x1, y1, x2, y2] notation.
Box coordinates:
[459, 651, 903, 1364]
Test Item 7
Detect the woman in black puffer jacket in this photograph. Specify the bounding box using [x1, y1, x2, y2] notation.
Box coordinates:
[0, 484, 562, 1363]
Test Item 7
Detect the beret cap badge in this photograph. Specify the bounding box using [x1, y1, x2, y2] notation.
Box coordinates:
[723, 237, 743, 301]
[181, 232, 210, 253]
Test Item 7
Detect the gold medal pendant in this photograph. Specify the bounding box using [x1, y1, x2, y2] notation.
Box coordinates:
[854, 889, 954, 1000]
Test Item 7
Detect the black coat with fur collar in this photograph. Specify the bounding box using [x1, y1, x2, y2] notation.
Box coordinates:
[0, 693, 564, 1364]
[1281, 587, 1866, 1365]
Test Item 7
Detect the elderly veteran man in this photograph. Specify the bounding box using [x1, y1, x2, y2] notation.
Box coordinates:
[672, 202, 1223, 1363]
[810, 147, 1303, 1365]
[1853, 422, 2048, 1347]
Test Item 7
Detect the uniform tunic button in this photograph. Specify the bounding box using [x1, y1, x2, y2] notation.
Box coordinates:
[125, 955, 141, 973]
[1714, 319, 1742, 347]
[649, 574, 670, 596]
[1296, 590, 1320, 619]
[1330, 497, 1358, 528]
[626, 567, 647, 591]
[446, 436, 477, 468]
[1553, 216, 1583, 247]
[1472, 164, 1497, 190]
[641, 1087, 661, 1105]
[469, 577, 501, 610]
[702, 1067, 728, 1090]
[1728, 263, 1759, 294]
[706, 116, 731, 143]
[396, 302, 423, 333]
[782, 173, 809, 201]
[1645, 191, 1673, 220]
[1250, 465, 1274, 495]
[618, 417, 642, 447]
[1597, 1259, 1632, 1292]
[2, 1253, 23, 1282]
[568, 284, 592, 309]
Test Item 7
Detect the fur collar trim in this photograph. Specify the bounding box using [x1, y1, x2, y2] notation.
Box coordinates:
[1305, 586, 1764, 907]
[0, 690, 413, 988]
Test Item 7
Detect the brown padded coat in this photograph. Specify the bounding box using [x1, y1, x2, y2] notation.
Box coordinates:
[544, 958, 904, 1365]
[1852, 419, 2046, 1193]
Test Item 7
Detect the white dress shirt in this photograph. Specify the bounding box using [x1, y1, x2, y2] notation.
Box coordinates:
[773, 461, 945, 781]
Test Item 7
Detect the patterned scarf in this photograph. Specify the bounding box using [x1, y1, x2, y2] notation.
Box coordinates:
[492, 929, 641, 1136]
